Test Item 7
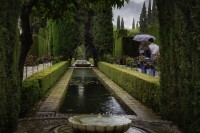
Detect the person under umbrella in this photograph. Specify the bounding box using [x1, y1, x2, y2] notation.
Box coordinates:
[138, 41, 151, 73]
[148, 38, 159, 55]
[148, 38, 159, 76]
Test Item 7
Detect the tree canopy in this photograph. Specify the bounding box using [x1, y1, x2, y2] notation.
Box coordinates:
[0, 0, 129, 132]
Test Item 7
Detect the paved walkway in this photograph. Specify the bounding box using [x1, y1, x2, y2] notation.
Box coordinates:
[37, 68, 74, 116]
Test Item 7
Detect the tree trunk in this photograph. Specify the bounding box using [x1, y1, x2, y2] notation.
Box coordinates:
[19, 1, 37, 82]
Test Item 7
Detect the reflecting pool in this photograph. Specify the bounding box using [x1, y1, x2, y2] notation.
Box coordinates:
[60, 68, 132, 115]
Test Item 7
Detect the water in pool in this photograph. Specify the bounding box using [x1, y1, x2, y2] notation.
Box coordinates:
[60, 68, 130, 115]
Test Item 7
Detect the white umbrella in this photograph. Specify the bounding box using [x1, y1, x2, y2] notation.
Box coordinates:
[133, 34, 156, 42]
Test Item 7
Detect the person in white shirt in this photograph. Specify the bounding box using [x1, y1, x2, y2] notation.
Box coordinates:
[148, 38, 159, 77]
[148, 38, 159, 55]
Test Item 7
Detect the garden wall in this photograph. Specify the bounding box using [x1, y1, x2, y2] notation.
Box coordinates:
[114, 37, 140, 57]
[20, 61, 70, 116]
[98, 62, 161, 112]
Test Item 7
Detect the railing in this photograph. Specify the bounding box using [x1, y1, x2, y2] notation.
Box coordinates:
[23, 62, 52, 80]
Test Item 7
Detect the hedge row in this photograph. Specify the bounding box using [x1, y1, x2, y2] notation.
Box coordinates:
[98, 62, 161, 112]
[20, 61, 70, 116]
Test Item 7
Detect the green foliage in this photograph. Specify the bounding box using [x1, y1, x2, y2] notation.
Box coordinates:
[98, 62, 161, 112]
[20, 61, 70, 116]
[0, 0, 21, 131]
[114, 29, 128, 39]
[144, 24, 160, 45]
[125, 57, 134, 67]
[20, 79, 40, 116]
[114, 37, 140, 57]
[48, 19, 82, 59]
[127, 28, 140, 37]
[0, 28, 9, 132]
[157, 1, 200, 132]
[102, 54, 114, 63]
[117, 15, 120, 29]
[75, 44, 85, 59]
[132, 18, 135, 29]
[136, 21, 139, 28]
[121, 17, 124, 29]
[151, 0, 158, 25]
[29, 28, 50, 57]
[147, 0, 152, 26]
[140, 2, 147, 33]
[0, 0, 128, 132]
[92, 5, 113, 60]
[114, 37, 123, 56]
[38, 28, 49, 56]
[29, 35, 39, 56]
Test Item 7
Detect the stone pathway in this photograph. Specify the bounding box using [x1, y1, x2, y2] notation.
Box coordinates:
[93, 68, 160, 122]
[37, 68, 74, 116]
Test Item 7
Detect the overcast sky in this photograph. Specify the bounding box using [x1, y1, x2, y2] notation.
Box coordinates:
[113, 0, 150, 29]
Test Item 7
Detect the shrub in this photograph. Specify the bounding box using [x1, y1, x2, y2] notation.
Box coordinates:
[98, 62, 161, 112]
[20, 61, 70, 116]
[20, 79, 40, 115]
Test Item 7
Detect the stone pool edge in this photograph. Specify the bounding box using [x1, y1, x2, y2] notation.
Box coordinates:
[93, 68, 161, 122]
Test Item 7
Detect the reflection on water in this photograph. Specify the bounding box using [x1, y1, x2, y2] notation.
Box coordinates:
[60, 68, 130, 115]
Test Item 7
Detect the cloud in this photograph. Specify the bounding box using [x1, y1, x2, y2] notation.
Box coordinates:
[130, 0, 145, 4]
[112, 0, 150, 29]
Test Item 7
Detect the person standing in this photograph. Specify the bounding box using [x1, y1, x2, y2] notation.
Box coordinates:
[139, 41, 151, 58]
[138, 41, 151, 73]
[148, 38, 159, 76]
[148, 38, 159, 55]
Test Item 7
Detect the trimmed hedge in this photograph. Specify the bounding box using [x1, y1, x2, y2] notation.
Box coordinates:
[98, 62, 161, 112]
[20, 61, 70, 116]
[114, 37, 140, 57]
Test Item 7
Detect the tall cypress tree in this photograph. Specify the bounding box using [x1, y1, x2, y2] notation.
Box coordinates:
[157, 0, 200, 132]
[121, 17, 124, 29]
[139, 2, 147, 33]
[92, 4, 113, 62]
[132, 17, 135, 29]
[136, 21, 139, 28]
[0, 0, 21, 132]
[147, 0, 152, 26]
[117, 15, 121, 29]
[151, 0, 158, 25]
